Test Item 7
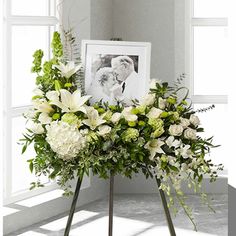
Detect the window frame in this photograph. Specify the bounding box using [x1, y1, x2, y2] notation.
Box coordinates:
[184, 0, 228, 171]
[185, 0, 228, 104]
[3, 0, 59, 206]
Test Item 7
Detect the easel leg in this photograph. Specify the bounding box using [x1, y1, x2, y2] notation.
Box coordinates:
[155, 177, 176, 236]
[64, 175, 83, 236]
[108, 174, 114, 236]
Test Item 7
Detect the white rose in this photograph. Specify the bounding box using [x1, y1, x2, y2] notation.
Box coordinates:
[38, 112, 52, 124]
[141, 93, 155, 106]
[158, 97, 166, 109]
[146, 107, 163, 119]
[97, 125, 112, 137]
[190, 114, 200, 127]
[184, 128, 197, 140]
[29, 122, 44, 134]
[122, 107, 138, 122]
[169, 125, 183, 136]
[180, 118, 190, 129]
[111, 112, 122, 124]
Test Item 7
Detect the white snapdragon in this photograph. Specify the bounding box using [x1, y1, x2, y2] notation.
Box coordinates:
[97, 125, 112, 137]
[46, 121, 86, 160]
[169, 125, 183, 136]
[146, 107, 163, 119]
[122, 107, 138, 122]
[184, 128, 197, 140]
[111, 112, 122, 124]
[180, 118, 190, 129]
[189, 114, 200, 127]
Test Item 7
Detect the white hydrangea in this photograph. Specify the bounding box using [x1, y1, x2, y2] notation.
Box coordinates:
[46, 121, 86, 160]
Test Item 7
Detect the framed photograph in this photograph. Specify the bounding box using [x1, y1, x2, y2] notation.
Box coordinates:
[81, 40, 151, 105]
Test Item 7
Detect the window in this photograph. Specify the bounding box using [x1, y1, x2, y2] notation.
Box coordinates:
[186, 0, 228, 169]
[3, 0, 59, 205]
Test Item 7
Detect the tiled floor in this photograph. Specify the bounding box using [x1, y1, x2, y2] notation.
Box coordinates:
[6, 194, 228, 236]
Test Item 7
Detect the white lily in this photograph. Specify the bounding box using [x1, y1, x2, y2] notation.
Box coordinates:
[50, 89, 91, 113]
[32, 99, 54, 114]
[144, 139, 165, 160]
[165, 136, 181, 148]
[54, 61, 82, 79]
[121, 107, 138, 122]
[83, 107, 106, 130]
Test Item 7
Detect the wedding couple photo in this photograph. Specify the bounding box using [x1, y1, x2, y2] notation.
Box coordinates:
[87, 54, 139, 105]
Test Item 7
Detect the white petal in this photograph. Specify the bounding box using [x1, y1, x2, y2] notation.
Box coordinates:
[60, 89, 73, 108]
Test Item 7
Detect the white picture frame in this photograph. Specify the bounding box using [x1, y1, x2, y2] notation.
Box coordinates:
[81, 40, 151, 105]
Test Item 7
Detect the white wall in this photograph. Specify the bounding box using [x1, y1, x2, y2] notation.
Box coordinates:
[112, 0, 175, 82]
[62, 0, 91, 48]
[90, 0, 113, 40]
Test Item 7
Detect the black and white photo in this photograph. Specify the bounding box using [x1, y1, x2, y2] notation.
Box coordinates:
[82, 40, 151, 105]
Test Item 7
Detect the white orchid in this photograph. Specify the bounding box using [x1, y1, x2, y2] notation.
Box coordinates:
[144, 139, 165, 160]
[165, 136, 181, 148]
[83, 107, 106, 130]
[121, 107, 138, 122]
[54, 61, 82, 79]
[50, 89, 91, 113]
[175, 144, 192, 159]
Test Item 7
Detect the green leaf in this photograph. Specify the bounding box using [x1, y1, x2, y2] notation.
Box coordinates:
[29, 161, 34, 173]
[22, 145, 27, 154]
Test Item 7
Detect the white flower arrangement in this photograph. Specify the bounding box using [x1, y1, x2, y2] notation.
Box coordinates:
[20, 31, 223, 230]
